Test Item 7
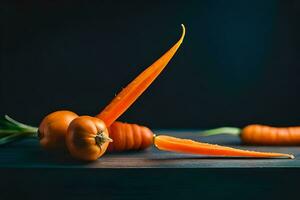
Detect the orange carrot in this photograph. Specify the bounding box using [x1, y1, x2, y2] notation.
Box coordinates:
[154, 135, 294, 158]
[96, 24, 185, 127]
[107, 121, 154, 152]
[202, 125, 300, 145]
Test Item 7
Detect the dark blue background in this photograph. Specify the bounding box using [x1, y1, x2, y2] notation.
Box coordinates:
[1, 1, 300, 128]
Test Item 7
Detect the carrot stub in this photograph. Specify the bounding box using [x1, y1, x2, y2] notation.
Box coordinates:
[154, 135, 294, 159]
[107, 121, 154, 152]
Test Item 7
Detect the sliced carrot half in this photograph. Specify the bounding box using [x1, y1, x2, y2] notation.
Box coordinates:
[154, 135, 294, 159]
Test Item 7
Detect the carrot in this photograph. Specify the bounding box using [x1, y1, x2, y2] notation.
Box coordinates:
[38, 111, 79, 150]
[154, 135, 294, 158]
[96, 24, 186, 127]
[107, 121, 154, 152]
[201, 125, 300, 146]
[66, 116, 112, 161]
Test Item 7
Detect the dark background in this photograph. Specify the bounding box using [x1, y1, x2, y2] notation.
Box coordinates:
[1, 0, 300, 129]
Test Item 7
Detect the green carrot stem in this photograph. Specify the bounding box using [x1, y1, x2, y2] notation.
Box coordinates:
[201, 127, 242, 136]
[0, 115, 38, 144]
[4, 115, 38, 131]
[0, 132, 33, 146]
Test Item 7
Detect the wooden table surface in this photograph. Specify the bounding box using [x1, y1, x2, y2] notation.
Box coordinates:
[1, 130, 299, 199]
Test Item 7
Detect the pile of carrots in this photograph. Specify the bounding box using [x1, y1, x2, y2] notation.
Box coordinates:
[0, 25, 295, 161]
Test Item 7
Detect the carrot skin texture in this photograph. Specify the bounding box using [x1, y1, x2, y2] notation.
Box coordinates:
[97, 25, 186, 127]
[241, 125, 300, 145]
[154, 135, 294, 159]
[107, 121, 154, 152]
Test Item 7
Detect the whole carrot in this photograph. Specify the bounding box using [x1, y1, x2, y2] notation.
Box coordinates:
[154, 135, 294, 158]
[201, 125, 300, 145]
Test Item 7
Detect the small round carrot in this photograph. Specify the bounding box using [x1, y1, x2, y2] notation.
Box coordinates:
[107, 121, 154, 152]
[201, 125, 300, 145]
[38, 110, 78, 150]
[154, 135, 294, 159]
[66, 116, 112, 161]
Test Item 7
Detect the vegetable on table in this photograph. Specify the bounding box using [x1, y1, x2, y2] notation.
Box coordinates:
[38, 110, 78, 150]
[0, 24, 294, 161]
[201, 125, 300, 146]
[154, 135, 294, 159]
[66, 116, 112, 161]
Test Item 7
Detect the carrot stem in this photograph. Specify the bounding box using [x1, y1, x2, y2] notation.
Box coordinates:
[4, 115, 38, 131]
[201, 127, 241, 136]
[0, 132, 31, 146]
[97, 24, 186, 127]
[154, 135, 294, 159]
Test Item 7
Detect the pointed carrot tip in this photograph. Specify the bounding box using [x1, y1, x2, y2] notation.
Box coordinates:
[180, 24, 186, 43]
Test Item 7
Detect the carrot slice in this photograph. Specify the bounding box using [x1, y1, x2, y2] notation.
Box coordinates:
[154, 135, 294, 159]
[97, 24, 185, 127]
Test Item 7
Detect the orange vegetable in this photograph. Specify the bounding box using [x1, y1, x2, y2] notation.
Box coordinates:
[96, 24, 186, 127]
[38, 110, 78, 150]
[65, 25, 185, 160]
[107, 121, 154, 152]
[154, 135, 294, 158]
[66, 116, 112, 161]
[202, 125, 300, 145]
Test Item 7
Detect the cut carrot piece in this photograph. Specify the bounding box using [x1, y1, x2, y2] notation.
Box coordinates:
[97, 24, 186, 127]
[154, 135, 294, 159]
